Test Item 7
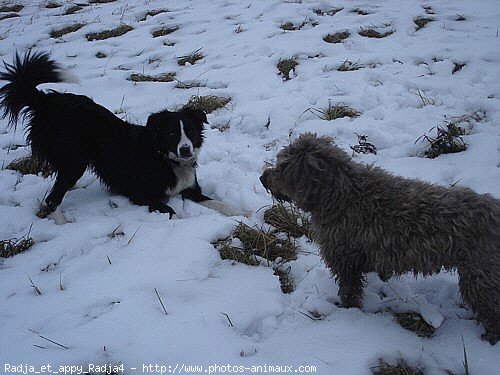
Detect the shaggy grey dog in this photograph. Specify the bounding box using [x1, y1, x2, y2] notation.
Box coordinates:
[260, 133, 500, 344]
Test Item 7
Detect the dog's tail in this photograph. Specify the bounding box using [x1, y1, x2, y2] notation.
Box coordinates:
[0, 51, 64, 128]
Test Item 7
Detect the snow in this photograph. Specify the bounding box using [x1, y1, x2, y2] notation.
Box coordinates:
[1, 0, 499, 374]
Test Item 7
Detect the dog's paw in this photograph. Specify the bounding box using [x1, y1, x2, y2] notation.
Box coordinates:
[36, 204, 52, 219]
[148, 202, 176, 219]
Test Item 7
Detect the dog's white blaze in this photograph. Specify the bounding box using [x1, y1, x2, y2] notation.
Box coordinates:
[165, 164, 196, 196]
[178, 120, 194, 156]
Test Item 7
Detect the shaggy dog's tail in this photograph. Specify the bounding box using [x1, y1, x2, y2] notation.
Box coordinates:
[0, 51, 64, 128]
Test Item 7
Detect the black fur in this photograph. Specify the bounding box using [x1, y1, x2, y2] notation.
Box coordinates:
[0, 51, 210, 218]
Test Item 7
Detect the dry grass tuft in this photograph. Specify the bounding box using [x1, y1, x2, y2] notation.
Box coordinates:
[182, 95, 230, 114]
[351, 8, 370, 15]
[89, 0, 117, 3]
[216, 238, 260, 266]
[128, 72, 176, 83]
[359, 26, 394, 38]
[152, 26, 178, 38]
[263, 202, 312, 239]
[50, 23, 85, 38]
[414, 16, 434, 31]
[0, 13, 19, 20]
[86, 24, 133, 41]
[7, 154, 53, 176]
[423, 6, 435, 15]
[416, 123, 467, 158]
[323, 30, 350, 43]
[394, 312, 435, 338]
[350, 133, 377, 155]
[277, 58, 298, 80]
[452, 62, 466, 74]
[415, 112, 484, 159]
[45, 1, 61, 9]
[0, 4, 23, 12]
[1, 231, 35, 258]
[313, 8, 343, 16]
[337, 59, 363, 71]
[64, 5, 85, 15]
[177, 48, 204, 66]
[216, 222, 298, 265]
[306, 101, 361, 120]
[139, 8, 169, 21]
[372, 358, 425, 375]
[95, 51, 107, 58]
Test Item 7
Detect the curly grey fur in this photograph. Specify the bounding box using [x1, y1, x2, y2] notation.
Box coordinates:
[260, 133, 500, 344]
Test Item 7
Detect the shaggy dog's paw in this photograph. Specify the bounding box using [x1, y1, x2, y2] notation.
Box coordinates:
[36, 204, 52, 219]
[482, 331, 499, 345]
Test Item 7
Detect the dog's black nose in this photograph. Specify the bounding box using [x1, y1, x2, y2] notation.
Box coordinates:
[179, 146, 192, 158]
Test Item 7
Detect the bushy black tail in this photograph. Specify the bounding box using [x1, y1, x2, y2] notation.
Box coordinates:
[0, 51, 63, 128]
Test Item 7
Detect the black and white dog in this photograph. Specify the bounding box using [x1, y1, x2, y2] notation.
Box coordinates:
[0, 51, 247, 221]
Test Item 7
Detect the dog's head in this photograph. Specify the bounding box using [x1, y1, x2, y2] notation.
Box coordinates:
[146, 108, 208, 163]
[260, 133, 352, 212]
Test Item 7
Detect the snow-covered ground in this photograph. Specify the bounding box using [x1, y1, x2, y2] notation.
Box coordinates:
[1, 1, 499, 374]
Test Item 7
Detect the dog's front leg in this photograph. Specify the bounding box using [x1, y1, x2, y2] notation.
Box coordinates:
[181, 185, 251, 218]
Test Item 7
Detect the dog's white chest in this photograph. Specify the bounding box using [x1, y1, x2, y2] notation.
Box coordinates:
[166, 164, 196, 197]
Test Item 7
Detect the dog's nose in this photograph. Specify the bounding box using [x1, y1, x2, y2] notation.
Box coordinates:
[179, 145, 192, 158]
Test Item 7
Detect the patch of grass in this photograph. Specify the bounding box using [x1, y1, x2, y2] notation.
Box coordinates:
[215, 238, 260, 266]
[372, 358, 425, 375]
[423, 6, 435, 15]
[95, 51, 107, 58]
[128, 72, 176, 82]
[152, 26, 178, 38]
[0, 4, 23, 12]
[452, 62, 466, 74]
[1, 230, 35, 258]
[182, 95, 230, 114]
[351, 8, 370, 15]
[7, 155, 53, 177]
[263, 202, 312, 239]
[455, 14, 466, 22]
[86, 24, 133, 41]
[0, 13, 19, 20]
[177, 48, 204, 66]
[337, 59, 363, 71]
[280, 21, 300, 31]
[139, 8, 169, 21]
[89, 0, 117, 3]
[50, 23, 85, 38]
[277, 58, 298, 80]
[394, 312, 435, 338]
[359, 26, 394, 38]
[414, 16, 434, 31]
[414, 111, 485, 159]
[350, 133, 377, 155]
[64, 5, 84, 15]
[306, 101, 361, 120]
[416, 123, 467, 158]
[313, 7, 343, 16]
[233, 222, 298, 262]
[323, 30, 350, 43]
[45, 1, 61, 9]
[214, 222, 298, 266]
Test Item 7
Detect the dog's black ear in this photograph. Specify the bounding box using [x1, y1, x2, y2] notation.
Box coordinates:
[183, 108, 208, 124]
[146, 110, 175, 128]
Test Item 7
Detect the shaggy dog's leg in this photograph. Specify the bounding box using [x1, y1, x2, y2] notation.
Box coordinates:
[335, 264, 365, 308]
[458, 262, 500, 344]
